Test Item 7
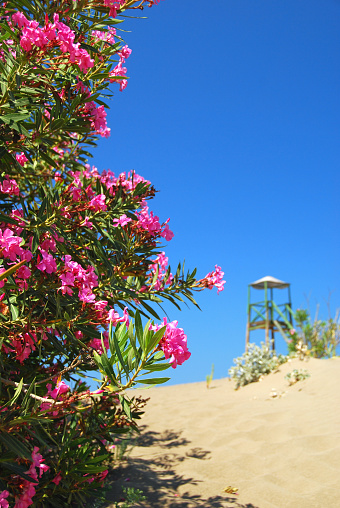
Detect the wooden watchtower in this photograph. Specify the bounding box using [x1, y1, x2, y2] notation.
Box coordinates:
[245, 276, 294, 351]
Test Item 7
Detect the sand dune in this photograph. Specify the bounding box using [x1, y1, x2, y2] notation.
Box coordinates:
[106, 357, 340, 508]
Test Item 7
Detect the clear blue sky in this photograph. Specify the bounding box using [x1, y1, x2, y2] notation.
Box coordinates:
[93, 0, 340, 385]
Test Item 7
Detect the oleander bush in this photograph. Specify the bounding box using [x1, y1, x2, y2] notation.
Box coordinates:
[229, 343, 287, 389]
[0, 1, 226, 506]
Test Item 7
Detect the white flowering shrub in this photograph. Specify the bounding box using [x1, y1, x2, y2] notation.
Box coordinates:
[229, 343, 288, 389]
[285, 369, 310, 385]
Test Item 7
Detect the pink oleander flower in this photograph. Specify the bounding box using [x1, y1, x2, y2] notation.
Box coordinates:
[59, 271, 75, 295]
[11, 332, 39, 363]
[119, 44, 132, 62]
[107, 307, 129, 327]
[14, 446, 49, 508]
[290, 328, 296, 335]
[52, 473, 62, 485]
[40, 237, 57, 253]
[112, 214, 132, 227]
[109, 61, 128, 91]
[12, 11, 29, 28]
[161, 221, 174, 241]
[200, 265, 226, 294]
[80, 216, 93, 229]
[0, 229, 25, 261]
[151, 318, 191, 368]
[136, 206, 162, 235]
[81, 100, 110, 137]
[31, 447, 50, 478]
[0, 267, 6, 289]
[10, 209, 25, 235]
[88, 333, 109, 355]
[148, 252, 173, 289]
[62, 255, 98, 303]
[54, 171, 63, 182]
[50, 381, 69, 399]
[14, 481, 36, 508]
[78, 288, 96, 303]
[0, 490, 9, 508]
[103, 0, 126, 18]
[16, 265, 31, 280]
[36, 249, 57, 274]
[15, 152, 28, 166]
[107, 308, 121, 323]
[89, 194, 107, 212]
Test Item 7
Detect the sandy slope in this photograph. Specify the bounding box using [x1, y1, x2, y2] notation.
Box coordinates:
[105, 357, 340, 508]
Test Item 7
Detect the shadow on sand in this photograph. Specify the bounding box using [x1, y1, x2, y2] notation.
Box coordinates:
[104, 426, 259, 508]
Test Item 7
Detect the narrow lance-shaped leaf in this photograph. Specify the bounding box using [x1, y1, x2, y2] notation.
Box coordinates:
[145, 326, 166, 355]
[134, 311, 144, 350]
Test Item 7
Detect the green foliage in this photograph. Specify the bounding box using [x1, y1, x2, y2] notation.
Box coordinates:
[289, 308, 340, 358]
[285, 369, 310, 386]
[229, 343, 288, 389]
[206, 363, 214, 389]
[116, 487, 147, 508]
[0, 0, 225, 506]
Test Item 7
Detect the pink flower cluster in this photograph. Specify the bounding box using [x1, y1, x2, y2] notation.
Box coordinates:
[39, 380, 70, 415]
[109, 44, 132, 91]
[0, 491, 9, 508]
[14, 447, 49, 508]
[152, 318, 191, 368]
[148, 252, 173, 290]
[0, 228, 32, 263]
[200, 265, 226, 294]
[91, 27, 116, 44]
[10, 330, 45, 364]
[82, 167, 150, 197]
[82, 307, 130, 354]
[112, 214, 131, 227]
[15, 153, 28, 166]
[36, 249, 57, 274]
[136, 206, 174, 241]
[12, 12, 94, 74]
[82, 101, 111, 138]
[103, 0, 126, 18]
[0, 176, 20, 196]
[74, 83, 110, 138]
[59, 255, 98, 303]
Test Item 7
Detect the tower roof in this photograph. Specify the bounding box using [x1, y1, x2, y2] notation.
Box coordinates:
[250, 275, 289, 289]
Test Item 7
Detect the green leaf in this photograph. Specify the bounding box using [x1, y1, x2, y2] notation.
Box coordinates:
[0, 433, 32, 460]
[86, 453, 110, 464]
[2, 378, 24, 408]
[137, 377, 170, 385]
[10, 304, 19, 320]
[0, 260, 27, 282]
[112, 332, 130, 379]
[92, 351, 103, 370]
[0, 462, 38, 483]
[77, 325, 102, 339]
[0, 113, 31, 122]
[31, 232, 40, 254]
[75, 464, 108, 474]
[100, 345, 118, 386]
[119, 394, 131, 420]
[128, 321, 138, 358]
[134, 311, 144, 349]
[145, 326, 166, 355]
[139, 300, 161, 320]
[21, 377, 36, 413]
[144, 362, 170, 372]
[0, 213, 22, 227]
